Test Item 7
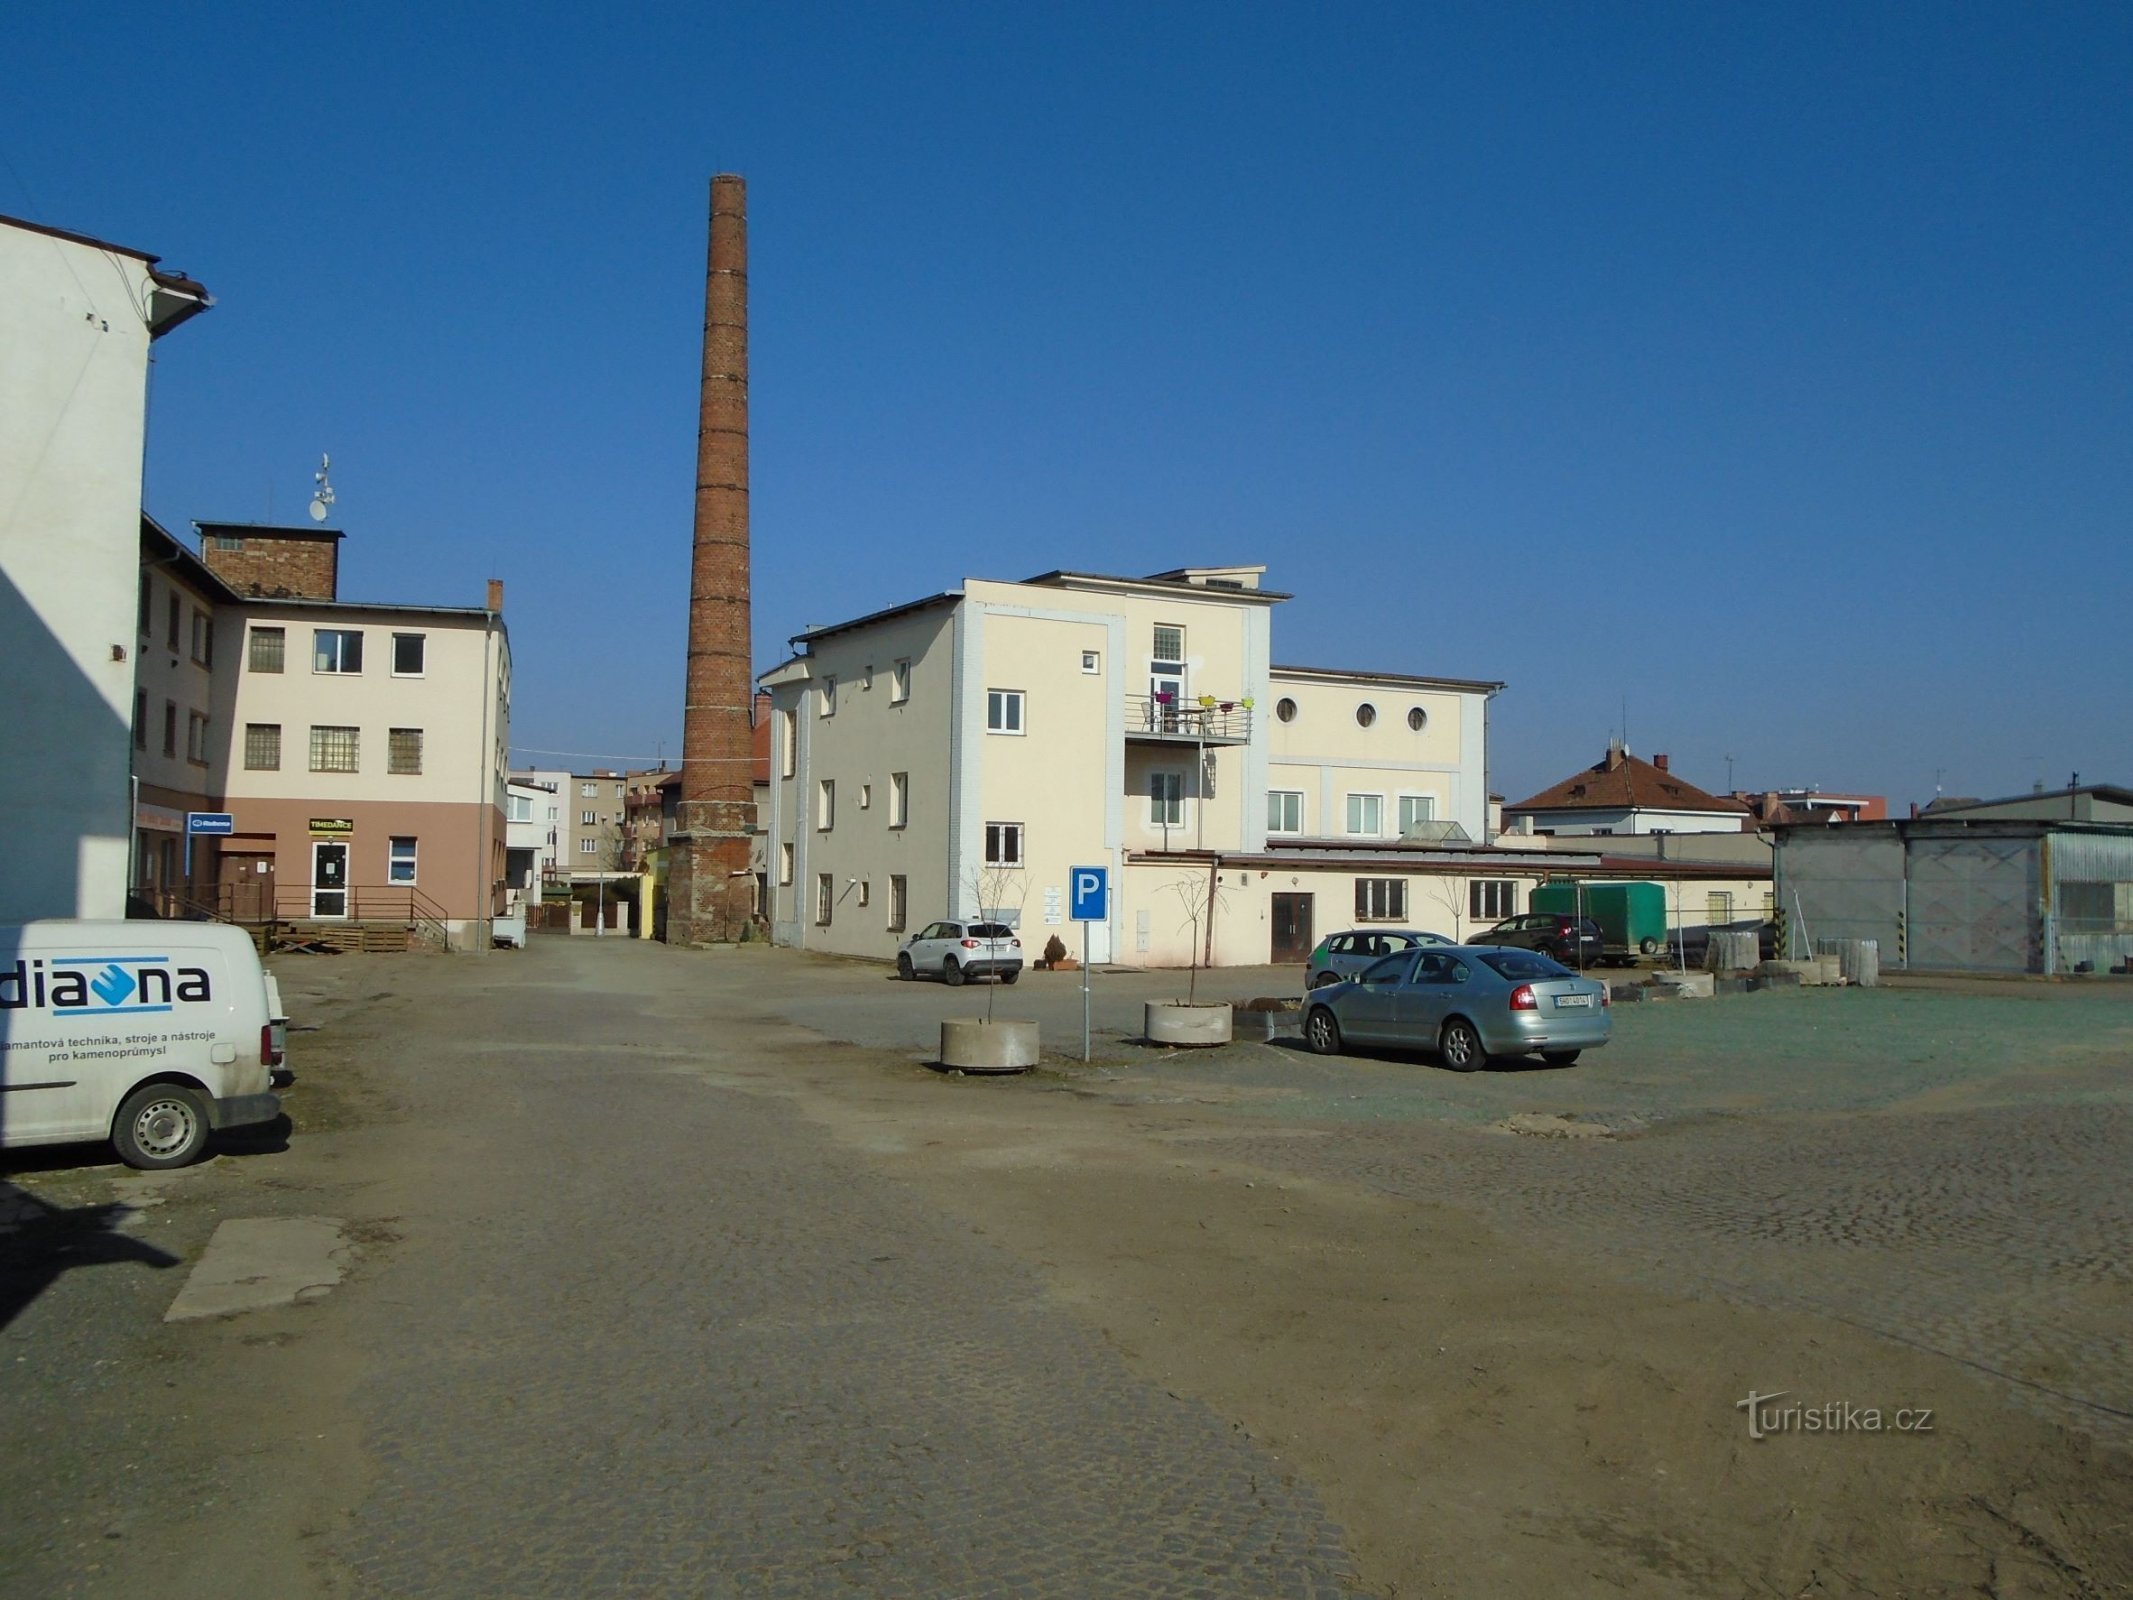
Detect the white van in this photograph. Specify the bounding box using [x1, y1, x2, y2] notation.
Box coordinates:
[1, 920, 284, 1169]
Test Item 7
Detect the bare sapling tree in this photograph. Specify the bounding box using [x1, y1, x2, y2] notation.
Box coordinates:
[1165, 860, 1230, 1005]
[1416, 875, 1468, 943]
[961, 857, 1031, 1022]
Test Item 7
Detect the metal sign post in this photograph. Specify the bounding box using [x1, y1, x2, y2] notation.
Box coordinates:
[1070, 866, 1108, 1063]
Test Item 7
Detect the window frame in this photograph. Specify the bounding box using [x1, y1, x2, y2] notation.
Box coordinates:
[1267, 790, 1304, 835]
[1149, 771, 1186, 830]
[1396, 794, 1436, 835]
[888, 875, 908, 932]
[820, 676, 837, 718]
[309, 724, 360, 774]
[190, 610, 213, 668]
[248, 626, 286, 674]
[313, 628, 364, 675]
[986, 688, 1026, 735]
[889, 772, 909, 829]
[186, 711, 210, 766]
[817, 778, 835, 832]
[1345, 792, 1385, 837]
[244, 722, 281, 772]
[388, 727, 424, 776]
[1469, 880, 1518, 921]
[1354, 877, 1408, 922]
[816, 873, 834, 926]
[391, 633, 427, 678]
[387, 836, 418, 886]
[891, 659, 911, 704]
[983, 821, 1025, 867]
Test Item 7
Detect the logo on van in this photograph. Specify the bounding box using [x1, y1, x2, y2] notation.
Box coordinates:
[0, 956, 212, 1015]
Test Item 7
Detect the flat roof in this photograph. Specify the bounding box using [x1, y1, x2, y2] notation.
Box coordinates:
[1272, 662, 1506, 694]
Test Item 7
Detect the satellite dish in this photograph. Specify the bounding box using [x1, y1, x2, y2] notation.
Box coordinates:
[308, 497, 329, 522]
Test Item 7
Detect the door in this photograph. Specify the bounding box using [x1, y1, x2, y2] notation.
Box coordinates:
[311, 842, 349, 919]
[1271, 894, 1314, 962]
[1395, 951, 1465, 1044]
[1341, 950, 1418, 1044]
[220, 851, 277, 922]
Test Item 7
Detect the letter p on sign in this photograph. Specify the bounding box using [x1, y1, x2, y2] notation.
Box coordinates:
[1070, 867, 1107, 922]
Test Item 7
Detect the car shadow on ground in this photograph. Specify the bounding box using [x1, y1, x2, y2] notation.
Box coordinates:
[1263, 1037, 1582, 1074]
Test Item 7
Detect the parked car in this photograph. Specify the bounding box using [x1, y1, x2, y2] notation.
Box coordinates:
[1304, 928, 1453, 989]
[1474, 912, 1604, 968]
[1667, 919, 1780, 966]
[1302, 944, 1611, 1070]
[896, 920, 1023, 985]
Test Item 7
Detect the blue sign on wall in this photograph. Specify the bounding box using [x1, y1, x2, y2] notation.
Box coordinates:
[1069, 866, 1108, 922]
[186, 813, 235, 836]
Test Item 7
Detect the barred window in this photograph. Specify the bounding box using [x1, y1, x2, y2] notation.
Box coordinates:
[1355, 878, 1407, 921]
[984, 821, 1024, 866]
[310, 725, 359, 773]
[1469, 880, 1518, 920]
[248, 627, 285, 673]
[244, 723, 281, 771]
[388, 727, 424, 775]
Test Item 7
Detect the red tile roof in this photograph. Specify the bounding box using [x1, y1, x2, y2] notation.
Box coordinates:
[1506, 747, 1749, 818]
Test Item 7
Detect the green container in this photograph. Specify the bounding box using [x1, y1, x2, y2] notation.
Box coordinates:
[1529, 880, 1667, 960]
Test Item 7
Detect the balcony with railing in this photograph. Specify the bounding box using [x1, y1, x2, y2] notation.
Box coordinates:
[1125, 693, 1254, 746]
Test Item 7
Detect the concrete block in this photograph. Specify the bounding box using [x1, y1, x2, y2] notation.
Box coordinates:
[1145, 1002, 1234, 1047]
[939, 1018, 1039, 1073]
[1714, 976, 1753, 996]
[1750, 969, 1803, 991]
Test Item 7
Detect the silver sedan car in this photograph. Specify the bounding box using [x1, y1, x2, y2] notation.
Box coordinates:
[1301, 944, 1611, 1070]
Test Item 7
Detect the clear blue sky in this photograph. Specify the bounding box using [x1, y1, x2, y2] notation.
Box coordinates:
[9, 3, 2128, 809]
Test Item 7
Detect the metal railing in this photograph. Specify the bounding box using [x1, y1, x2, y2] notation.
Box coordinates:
[1125, 694, 1254, 742]
[274, 884, 453, 948]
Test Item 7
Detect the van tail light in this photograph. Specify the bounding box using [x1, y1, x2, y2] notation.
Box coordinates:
[1509, 984, 1537, 1011]
[260, 1024, 281, 1067]
[1010, 938, 1021, 948]
[960, 938, 980, 949]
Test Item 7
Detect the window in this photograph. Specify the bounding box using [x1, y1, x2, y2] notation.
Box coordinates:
[1153, 623, 1184, 663]
[1267, 790, 1303, 834]
[861, 665, 874, 690]
[248, 626, 285, 673]
[1081, 650, 1101, 674]
[817, 873, 834, 925]
[891, 659, 911, 703]
[212, 533, 244, 551]
[162, 701, 177, 757]
[388, 837, 418, 885]
[817, 779, 835, 831]
[190, 611, 212, 667]
[889, 772, 909, 828]
[779, 712, 796, 778]
[1355, 702, 1377, 728]
[392, 633, 426, 676]
[186, 712, 209, 764]
[615, 784, 624, 800]
[138, 581, 151, 637]
[1275, 697, 1297, 723]
[1397, 795, 1436, 835]
[1150, 772, 1185, 829]
[1708, 892, 1734, 925]
[821, 676, 837, 717]
[1407, 706, 1428, 732]
[580, 838, 598, 856]
[309, 725, 359, 773]
[858, 783, 871, 810]
[984, 822, 1024, 866]
[389, 728, 424, 775]
[508, 793, 533, 823]
[581, 782, 598, 798]
[244, 723, 281, 771]
[313, 629, 364, 674]
[1345, 793, 1384, 835]
[133, 691, 147, 750]
[1151, 624, 1185, 708]
[855, 880, 871, 908]
[888, 875, 907, 932]
[581, 810, 597, 826]
[1355, 878, 1407, 921]
[779, 843, 794, 885]
[986, 689, 1025, 734]
[166, 593, 180, 650]
[1470, 880, 1518, 920]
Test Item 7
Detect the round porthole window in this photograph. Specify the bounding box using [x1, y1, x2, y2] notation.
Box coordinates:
[1275, 697, 1298, 723]
[1356, 703, 1377, 728]
[1407, 706, 1428, 731]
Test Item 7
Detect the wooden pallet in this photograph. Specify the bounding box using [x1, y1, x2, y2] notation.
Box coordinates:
[275, 922, 417, 955]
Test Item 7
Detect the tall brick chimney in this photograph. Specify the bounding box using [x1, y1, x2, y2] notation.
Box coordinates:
[665, 174, 760, 945]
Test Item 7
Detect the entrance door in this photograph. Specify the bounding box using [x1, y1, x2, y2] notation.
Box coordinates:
[311, 842, 349, 918]
[220, 851, 277, 922]
[1271, 893, 1314, 962]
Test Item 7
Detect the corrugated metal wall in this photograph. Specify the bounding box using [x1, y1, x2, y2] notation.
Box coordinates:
[1775, 830, 1905, 957]
[1908, 836, 2037, 972]
[2048, 832, 2133, 976]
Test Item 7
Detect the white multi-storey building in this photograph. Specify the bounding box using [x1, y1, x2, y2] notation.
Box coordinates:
[758, 564, 1518, 967]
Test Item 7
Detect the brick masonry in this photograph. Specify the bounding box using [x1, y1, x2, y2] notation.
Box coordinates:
[668, 174, 760, 945]
[198, 524, 342, 600]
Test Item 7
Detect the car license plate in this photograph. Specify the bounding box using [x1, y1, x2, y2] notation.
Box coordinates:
[1554, 993, 1593, 1009]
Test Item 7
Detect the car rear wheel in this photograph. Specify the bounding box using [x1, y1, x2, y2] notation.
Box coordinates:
[1304, 1006, 1342, 1056]
[1308, 971, 1340, 989]
[896, 953, 914, 980]
[113, 1083, 211, 1170]
[1439, 1019, 1486, 1073]
[943, 958, 965, 986]
[1540, 1049, 1582, 1066]
[999, 969, 1019, 986]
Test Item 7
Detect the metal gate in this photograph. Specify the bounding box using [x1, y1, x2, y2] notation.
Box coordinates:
[1907, 836, 2037, 972]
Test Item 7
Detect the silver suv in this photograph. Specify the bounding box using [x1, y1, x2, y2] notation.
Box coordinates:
[897, 920, 1023, 985]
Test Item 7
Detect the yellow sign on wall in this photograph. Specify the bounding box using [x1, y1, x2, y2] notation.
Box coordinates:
[308, 818, 354, 835]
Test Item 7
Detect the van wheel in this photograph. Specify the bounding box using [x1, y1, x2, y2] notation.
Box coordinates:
[113, 1084, 211, 1170]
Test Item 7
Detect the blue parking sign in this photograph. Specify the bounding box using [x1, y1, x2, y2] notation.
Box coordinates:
[1069, 866, 1107, 922]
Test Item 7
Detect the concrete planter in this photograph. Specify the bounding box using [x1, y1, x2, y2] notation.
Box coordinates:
[939, 1018, 1039, 1073]
[1144, 1001, 1233, 1047]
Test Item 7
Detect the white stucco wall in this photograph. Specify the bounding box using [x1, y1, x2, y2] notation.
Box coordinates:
[0, 223, 175, 918]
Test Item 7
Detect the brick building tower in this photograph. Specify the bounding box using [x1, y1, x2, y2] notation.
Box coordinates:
[665, 174, 760, 944]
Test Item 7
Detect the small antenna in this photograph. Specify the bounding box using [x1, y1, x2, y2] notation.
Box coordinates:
[309, 454, 336, 523]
